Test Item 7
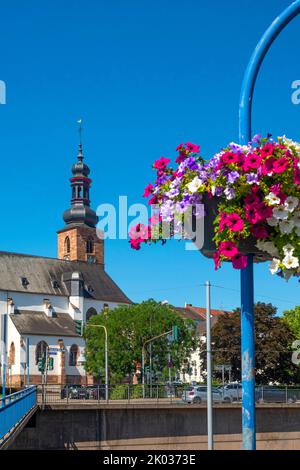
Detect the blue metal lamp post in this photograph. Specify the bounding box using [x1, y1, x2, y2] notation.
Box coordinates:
[239, 0, 300, 450]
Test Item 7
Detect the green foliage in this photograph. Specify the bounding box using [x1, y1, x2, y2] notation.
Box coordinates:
[210, 302, 298, 384]
[283, 306, 300, 339]
[84, 299, 197, 383]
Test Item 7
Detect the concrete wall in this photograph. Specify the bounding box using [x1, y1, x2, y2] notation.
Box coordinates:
[10, 405, 300, 450]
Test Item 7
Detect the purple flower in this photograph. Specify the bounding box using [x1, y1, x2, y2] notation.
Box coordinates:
[246, 172, 259, 184]
[156, 174, 169, 185]
[250, 134, 261, 144]
[227, 171, 240, 184]
[224, 187, 235, 200]
[185, 156, 199, 170]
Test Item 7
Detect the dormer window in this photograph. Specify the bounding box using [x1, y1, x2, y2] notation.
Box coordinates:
[20, 277, 29, 288]
[52, 280, 60, 289]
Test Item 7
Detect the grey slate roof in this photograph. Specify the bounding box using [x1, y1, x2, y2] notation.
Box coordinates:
[0, 251, 131, 304]
[10, 310, 79, 337]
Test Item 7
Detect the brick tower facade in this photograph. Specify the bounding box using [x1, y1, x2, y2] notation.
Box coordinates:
[57, 142, 104, 266]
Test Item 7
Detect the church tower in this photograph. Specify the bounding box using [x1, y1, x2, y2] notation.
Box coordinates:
[57, 142, 104, 266]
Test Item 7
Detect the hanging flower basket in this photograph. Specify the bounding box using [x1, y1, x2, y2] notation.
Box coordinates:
[129, 136, 300, 279]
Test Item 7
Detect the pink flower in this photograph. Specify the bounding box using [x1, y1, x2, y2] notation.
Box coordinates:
[143, 183, 154, 198]
[269, 183, 281, 196]
[219, 241, 239, 259]
[176, 143, 184, 151]
[255, 203, 272, 221]
[244, 192, 260, 206]
[213, 252, 221, 270]
[149, 213, 161, 225]
[232, 253, 248, 269]
[259, 143, 275, 158]
[243, 153, 262, 171]
[245, 206, 261, 225]
[153, 157, 170, 170]
[273, 157, 289, 174]
[185, 142, 200, 153]
[148, 195, 158, 205]
[294, 165, 300, 184]
[251, 225, 269, 239]
[226, 213, 244, 232]
[219, 213, 229, 231]
[129, 238, 142, 250]
[262, 157, 276, 175]
[221, 152, 239, 165]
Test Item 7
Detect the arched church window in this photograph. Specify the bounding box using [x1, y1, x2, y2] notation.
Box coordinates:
[65, 236, 70, 254]
[69, 344, 78, 366]
[35, 341, 48, 364]
[9, 342, 15, 366]
[86, 307, 97, 322]
[86, 238, 94, 254]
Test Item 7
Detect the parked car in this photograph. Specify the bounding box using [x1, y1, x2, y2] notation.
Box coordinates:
[221, 383, 242, 402]
[255, 386, 297, 403]
[61, 384, 82, 399]
[182, 386, 223, 404]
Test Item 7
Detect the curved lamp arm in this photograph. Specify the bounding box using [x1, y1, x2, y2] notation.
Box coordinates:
[239, 0, 300, 144]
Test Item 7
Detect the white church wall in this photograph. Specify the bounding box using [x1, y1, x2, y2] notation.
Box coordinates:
[3, 292, 69, 314]
[6, 316, 21, 376]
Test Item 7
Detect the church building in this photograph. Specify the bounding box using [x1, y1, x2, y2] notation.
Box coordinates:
[0, 142, 131, 388]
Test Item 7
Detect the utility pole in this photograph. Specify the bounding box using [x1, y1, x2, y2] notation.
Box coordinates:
[206, 281, 213, 450]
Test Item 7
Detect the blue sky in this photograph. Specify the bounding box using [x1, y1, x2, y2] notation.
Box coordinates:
[1, 0, 300, 313]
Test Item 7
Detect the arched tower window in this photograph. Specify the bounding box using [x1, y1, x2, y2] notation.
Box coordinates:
[86, 237, 94, 254]
[9, 342, 15, 366]
[69, 344, 78, 366]
[86, 307, 97, 322]
[64, 236, 70, 254]
[35, 340, 48, 364]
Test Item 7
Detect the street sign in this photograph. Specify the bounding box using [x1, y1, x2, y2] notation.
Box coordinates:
[49, 351, 57, 356]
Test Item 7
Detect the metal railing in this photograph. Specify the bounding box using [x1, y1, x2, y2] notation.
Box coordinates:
[0, 386, 37, 443]
[37, 383, 300, 406]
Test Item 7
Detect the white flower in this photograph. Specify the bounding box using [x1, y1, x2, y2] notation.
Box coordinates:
[266, 217, 279, 227]
[283, 244, 295, 255]
[187, 177, 202, 194]
[279, 219, 295, 234]
[282, 254, 299, 270]
[224, 187, 235, 200]
[269, 258, 281, 275]
[292, 211, 300, 228]
[284, 196, 299, 212]
[272, 206, 289, 220]
[265, 192, 280, 206]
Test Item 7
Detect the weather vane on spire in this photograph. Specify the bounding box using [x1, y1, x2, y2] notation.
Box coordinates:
[77, 118, 83, 145]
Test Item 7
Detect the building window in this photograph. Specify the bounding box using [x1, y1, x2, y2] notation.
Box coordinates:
[64, 236, 70, 254]
[86, 307, 97, 322]
[9, 342, 15, 366]
[35, 341, 48, 364]
[86, 238, 94, 254]
[77, 186, 82, 198]
[69, 344, 78, 366]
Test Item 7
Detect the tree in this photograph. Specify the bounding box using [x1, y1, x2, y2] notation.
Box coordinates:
[211, 302, 297, 384]
[84, 299, 197, 383]
[282, 306, 300, 339]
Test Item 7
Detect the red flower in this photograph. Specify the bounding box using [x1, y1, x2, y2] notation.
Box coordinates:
[273, 157, 289, 174]
[232, 253, 248, 269]
[262, 157, 276, 175]
[221, 152, 239, 165]
[143, 183, 153, 198]
[219, 241, 239, 259]
[251, 225, 269, 239]
[153, 157, 170, 170]
[243, 153, 262, 171]
[244, 192, 260, 206]
[245, 206, 261, 225]
[185, 142, 200, 153]
[255, 203, 272, 221]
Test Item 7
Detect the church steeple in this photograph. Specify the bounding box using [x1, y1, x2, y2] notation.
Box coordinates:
[57, 130, 104, 266]
[62, 143, 98, 228]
